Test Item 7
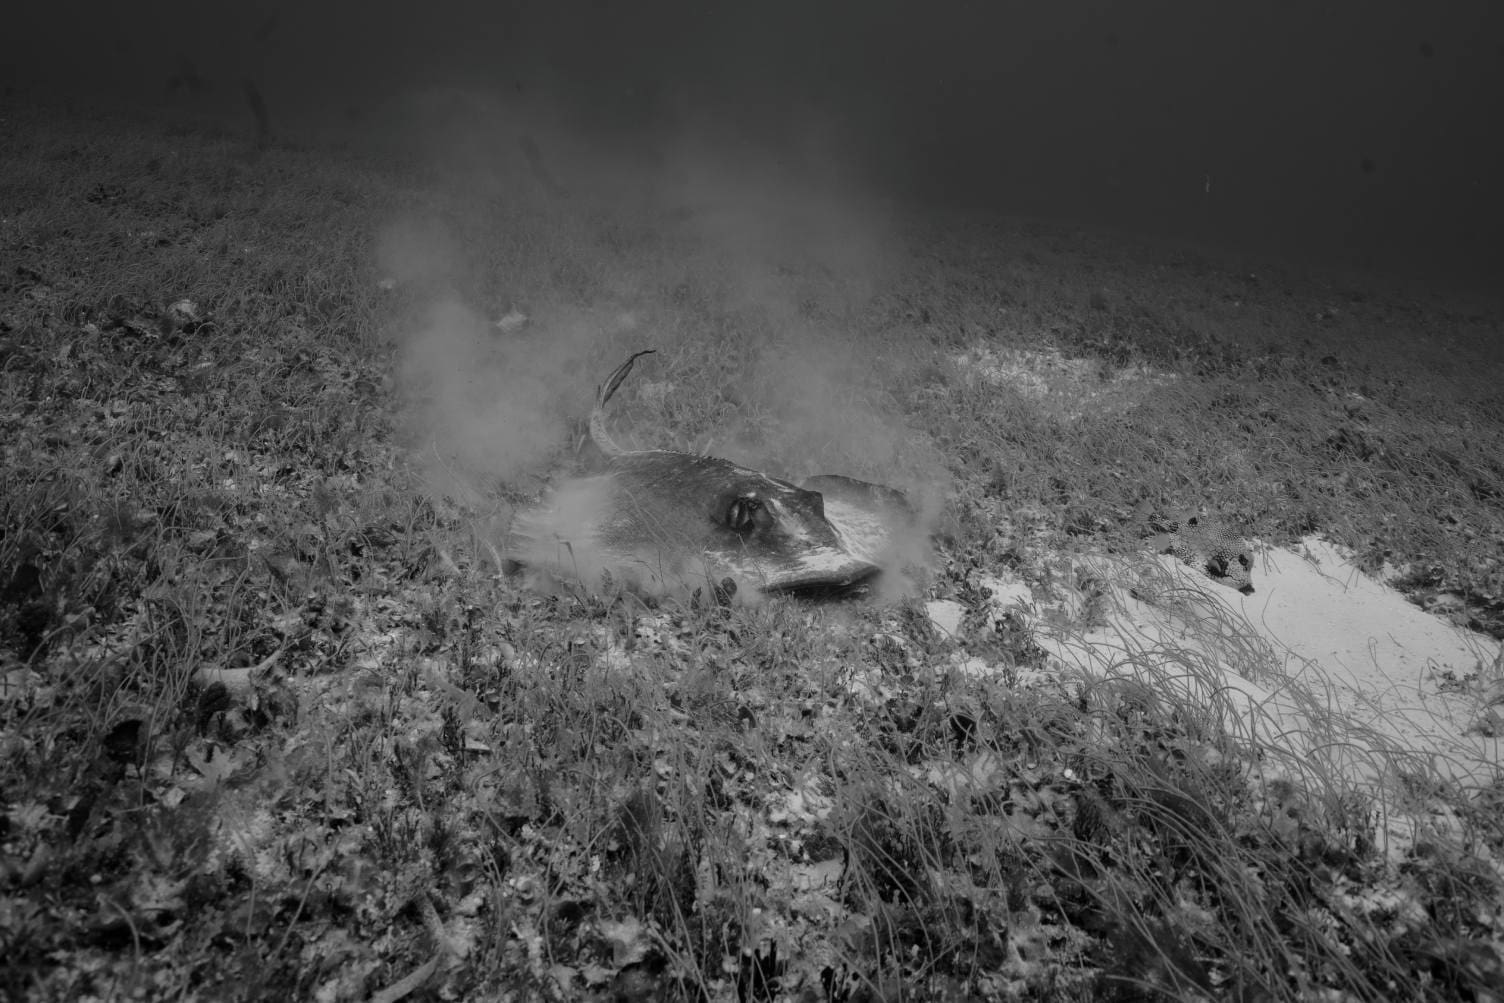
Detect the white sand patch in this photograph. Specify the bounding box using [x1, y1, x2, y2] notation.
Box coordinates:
[1235, 538, 1497, 758]
[927, 574, 1030, 637]
[936, 536, 1502, 854]
[951, 345, 1177, 420]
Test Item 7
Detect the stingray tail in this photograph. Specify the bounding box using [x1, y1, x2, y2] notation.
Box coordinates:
[590, 349, 656, 457]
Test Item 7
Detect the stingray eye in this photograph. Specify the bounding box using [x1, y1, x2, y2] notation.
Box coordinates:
[727, 496, 775, 535]
[728, 496, 762, 534]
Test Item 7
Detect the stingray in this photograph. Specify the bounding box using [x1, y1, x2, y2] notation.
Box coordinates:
[506, 350, 918, 599]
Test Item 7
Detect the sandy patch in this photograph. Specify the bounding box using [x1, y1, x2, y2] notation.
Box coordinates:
[951, 345, 1177, 420]
[929, 536, 1502, 852]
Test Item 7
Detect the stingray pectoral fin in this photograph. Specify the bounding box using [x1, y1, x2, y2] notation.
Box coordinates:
[749, 548, 882, 595]
[800, 474, 925, 569]
[800, 474, 915, 524]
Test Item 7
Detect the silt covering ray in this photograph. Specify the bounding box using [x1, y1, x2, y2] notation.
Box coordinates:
[506, 350, 921, 599]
